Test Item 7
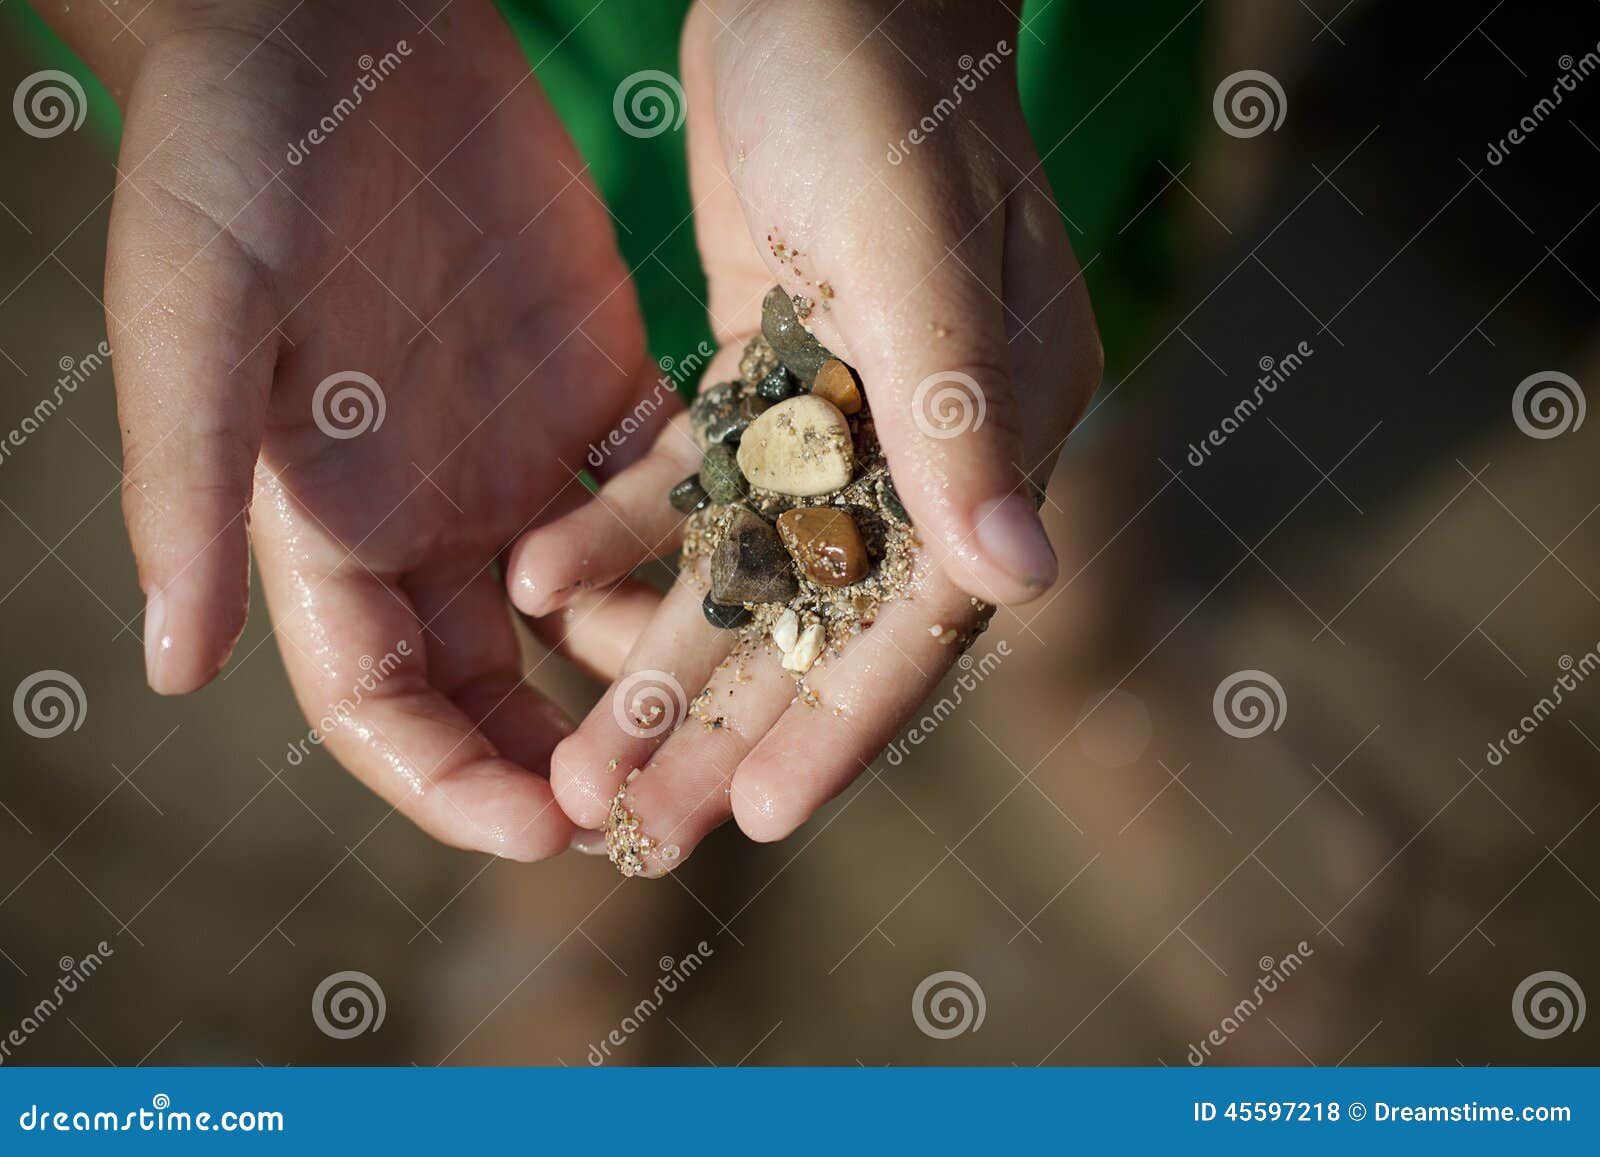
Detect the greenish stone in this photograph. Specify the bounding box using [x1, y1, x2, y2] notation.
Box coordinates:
[699, 444, 747, 504]
[761, 286, 834, 385]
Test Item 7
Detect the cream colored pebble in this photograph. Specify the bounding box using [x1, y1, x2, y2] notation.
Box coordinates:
[772, 607, 800, 653]
[781, 623, 826, 674]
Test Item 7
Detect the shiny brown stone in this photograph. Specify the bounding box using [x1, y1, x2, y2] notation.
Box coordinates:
[810, 358, 862, 415]
[777, 507, 869, 588]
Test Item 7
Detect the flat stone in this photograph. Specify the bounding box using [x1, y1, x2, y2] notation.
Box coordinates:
[761, 286, 833, 385]
[735, 395, 854, 497]
[810, 358, 862, 415]
[710, 507, 798, 605]
[777, 507, 869, 588]
[699, 444, 747, 504]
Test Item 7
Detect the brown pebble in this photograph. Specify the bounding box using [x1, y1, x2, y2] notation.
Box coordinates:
[711, 507, 799, 605]
[810, 358, 862, 415]
[777, 507, 869, 588]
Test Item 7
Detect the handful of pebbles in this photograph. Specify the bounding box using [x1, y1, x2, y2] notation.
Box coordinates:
[672, 286, 919, 678]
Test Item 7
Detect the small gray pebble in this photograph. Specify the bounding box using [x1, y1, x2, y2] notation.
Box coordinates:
[690, 381, 740, 447]
[701, 593, 752, 630]
[669, 475, 709, 514]
[757, 367, 798, 402]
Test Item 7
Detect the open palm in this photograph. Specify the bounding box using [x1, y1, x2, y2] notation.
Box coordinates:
[98, 0, 663, 858]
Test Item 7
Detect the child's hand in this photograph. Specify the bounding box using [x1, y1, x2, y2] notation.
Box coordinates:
[51, 0, 674, 859]
[508, 0, 1102, 870]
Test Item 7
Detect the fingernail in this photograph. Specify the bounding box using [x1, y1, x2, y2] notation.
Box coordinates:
[143, 587, 174, 693]
[569, 828, 609, 856]
[972, 494, 1058, 591]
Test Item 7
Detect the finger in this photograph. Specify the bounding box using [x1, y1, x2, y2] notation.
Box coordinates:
[253, 482, 573, 860]
[402, 563, 572, 775]
[548, 564, 734, 828]
[732, 572, 986, 842]
[507, 412, 702, 618]
[605, 638, 798, 877]
[789, 178, 1070, 607]
[107, 78, 282, 694]
[1001, 184, 1104, 484]
[521, 579, 664, 684]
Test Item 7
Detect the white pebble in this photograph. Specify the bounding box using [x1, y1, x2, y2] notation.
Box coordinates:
[781, 623, 826, 674]
[772, 608, 800, 653]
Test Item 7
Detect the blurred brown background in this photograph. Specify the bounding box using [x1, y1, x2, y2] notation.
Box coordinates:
[3, 1, 1599, 1066]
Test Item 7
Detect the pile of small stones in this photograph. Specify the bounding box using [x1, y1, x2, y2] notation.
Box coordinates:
[672, 286, 919, 677]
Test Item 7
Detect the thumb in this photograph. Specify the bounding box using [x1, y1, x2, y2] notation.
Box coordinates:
[106, 111, 278, 694]
[790, 194, 1061, 606]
